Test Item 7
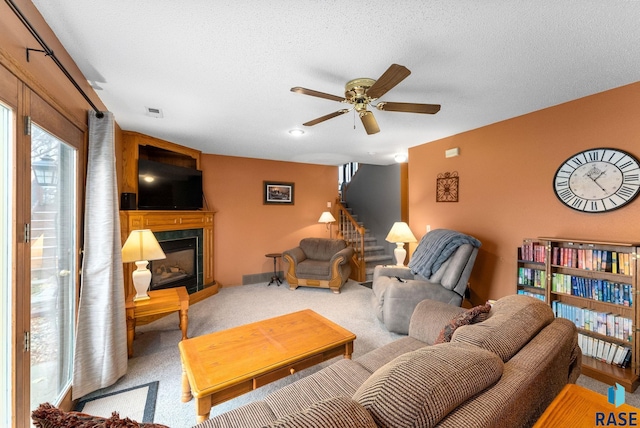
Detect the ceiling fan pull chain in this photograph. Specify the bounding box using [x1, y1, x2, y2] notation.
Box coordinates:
[353, 109, 356, 130]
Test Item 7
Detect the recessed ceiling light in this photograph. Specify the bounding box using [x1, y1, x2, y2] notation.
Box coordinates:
[288, 129, 305, 136]
[394, 154, 408, 163]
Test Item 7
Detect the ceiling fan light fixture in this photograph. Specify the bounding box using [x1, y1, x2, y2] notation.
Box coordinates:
[288, 128, 305, 136]
[394, 153, 408, 163]
[292, 64, 440, 135]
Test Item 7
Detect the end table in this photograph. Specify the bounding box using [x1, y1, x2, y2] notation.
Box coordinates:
[125, 286, 189, 358]
[265, 253, 283, 286]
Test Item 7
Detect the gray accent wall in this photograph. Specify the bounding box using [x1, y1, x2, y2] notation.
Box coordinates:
[344, 164, 402, 255]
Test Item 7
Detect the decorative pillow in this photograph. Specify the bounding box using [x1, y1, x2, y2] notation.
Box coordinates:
[31, 403, 169, 428]
[434, 302, 492, 344]
[352, 343, 503, 428]
[265, 396, 377, 428]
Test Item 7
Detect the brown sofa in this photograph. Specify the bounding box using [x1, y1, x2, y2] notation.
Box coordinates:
[283, 238, 354, 294]
[194, 294, 581, 428]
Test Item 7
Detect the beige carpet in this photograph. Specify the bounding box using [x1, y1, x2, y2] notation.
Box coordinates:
[78, 280, 640, 427]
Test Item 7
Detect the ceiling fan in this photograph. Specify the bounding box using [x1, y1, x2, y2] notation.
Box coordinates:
[291, 64, 440, 135]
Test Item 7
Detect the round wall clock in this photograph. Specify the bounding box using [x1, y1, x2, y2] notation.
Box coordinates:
[553, 148, 640, 213]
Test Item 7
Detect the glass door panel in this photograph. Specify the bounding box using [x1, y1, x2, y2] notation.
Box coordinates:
[30, 124, 76, 409]
[0, 102, 13, 427]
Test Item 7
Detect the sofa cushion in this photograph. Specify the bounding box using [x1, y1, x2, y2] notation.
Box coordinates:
[264, 359, 372, 419]
[354, 336, 427, 374]
[299, 238, 347, 261]
[434, 302, 492, 344]
[352, 342, 503, 428]
[435, 243, 474, 290]
[193, 401, 276, 428]
[451, 294, 555, 362]
[265, 396, 377, 428]
[296, 259, 331, 277]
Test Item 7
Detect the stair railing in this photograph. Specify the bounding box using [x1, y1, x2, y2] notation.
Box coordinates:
[336, 201, 366, 282]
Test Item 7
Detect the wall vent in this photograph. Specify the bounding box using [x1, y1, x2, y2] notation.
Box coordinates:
[145, 107, 164, 118]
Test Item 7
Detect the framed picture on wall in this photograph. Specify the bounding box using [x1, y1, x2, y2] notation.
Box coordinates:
[264, 181, 295, 205]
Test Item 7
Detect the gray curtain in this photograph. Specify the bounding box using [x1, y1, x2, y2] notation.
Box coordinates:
[72, 111, 127, 399]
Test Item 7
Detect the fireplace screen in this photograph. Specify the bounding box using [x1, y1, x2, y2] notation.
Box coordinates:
[149, 237, 198, 293]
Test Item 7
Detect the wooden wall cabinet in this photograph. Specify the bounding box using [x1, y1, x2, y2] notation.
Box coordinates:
[121, 131, 202, 194]
[119, 132, 217, 306]
[518, 237, 639, 391]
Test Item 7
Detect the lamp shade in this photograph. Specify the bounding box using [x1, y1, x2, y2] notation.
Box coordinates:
[121, 229, 166, 263]
[318, 211, 336, 224]
[385, 222, 417, 243]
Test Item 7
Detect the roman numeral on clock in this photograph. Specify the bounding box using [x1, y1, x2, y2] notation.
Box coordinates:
[616, 185, 636, 200]
[623, 173, 640, 183]
[571, 197, 586, 210]
[557, 188, 573, 201]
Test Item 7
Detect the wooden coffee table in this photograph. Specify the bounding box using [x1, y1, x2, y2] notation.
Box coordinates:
[178, 309, 356, 422]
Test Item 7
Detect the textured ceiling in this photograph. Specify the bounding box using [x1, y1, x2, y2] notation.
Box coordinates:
[31, 1, 640, 165]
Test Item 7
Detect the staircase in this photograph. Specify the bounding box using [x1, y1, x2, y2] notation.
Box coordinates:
[337, 202, 393, 283]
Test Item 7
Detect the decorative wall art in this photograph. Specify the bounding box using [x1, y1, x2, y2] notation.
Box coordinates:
[436, 171, 459, 202]
[264, 181, 295, 205]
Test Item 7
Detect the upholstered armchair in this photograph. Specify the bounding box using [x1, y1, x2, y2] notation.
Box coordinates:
[372, 229, 481, 334]
[283, 238, 354, 294]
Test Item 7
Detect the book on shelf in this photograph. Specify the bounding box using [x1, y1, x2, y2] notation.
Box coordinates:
[516, 289, 545, 301]
[551, 273, 633, 306]
[552, 301, 632, 342]
[551, 247, 632, 275]
[605, 343, 617, 364]
[520, 241, 546, 263]
[577, 333, 632, 368]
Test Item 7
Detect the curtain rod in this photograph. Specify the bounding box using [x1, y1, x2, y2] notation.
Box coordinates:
[5, 0, 104, 118]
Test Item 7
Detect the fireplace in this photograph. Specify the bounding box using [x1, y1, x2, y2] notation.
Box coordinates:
[150, 236, 199, 294]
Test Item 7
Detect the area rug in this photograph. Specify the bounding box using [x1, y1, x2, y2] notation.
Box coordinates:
[74, 381, 159, 423]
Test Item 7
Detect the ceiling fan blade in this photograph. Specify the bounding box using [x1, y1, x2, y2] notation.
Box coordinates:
[376, 101, 441, 114]
[291, 87, 345, 102]
[303, 109, 350, 126]
[360, 111, 380, 135]
[365, 64, 411, 100]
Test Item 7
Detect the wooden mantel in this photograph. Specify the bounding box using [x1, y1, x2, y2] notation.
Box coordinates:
[120, 210, 218, 305]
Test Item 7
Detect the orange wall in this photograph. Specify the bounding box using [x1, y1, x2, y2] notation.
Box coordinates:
[408, 82, 640, 304]
[201, 154, 338, 286]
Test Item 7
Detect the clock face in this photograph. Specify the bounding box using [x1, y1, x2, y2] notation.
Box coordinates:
[553, 148, 640, 213]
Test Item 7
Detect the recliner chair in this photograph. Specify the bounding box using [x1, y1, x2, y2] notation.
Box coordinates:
[372, 229, 481, 334]
[283, 238, 354, 294]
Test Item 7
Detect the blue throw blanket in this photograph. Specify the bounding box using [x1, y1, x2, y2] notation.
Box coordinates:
[408, 229, 481, 279]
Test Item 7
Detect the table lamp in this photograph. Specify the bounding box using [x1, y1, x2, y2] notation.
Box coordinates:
[121, 229, 166, 301]
[318, 211, 336, 237]
[385, 222, 417, 266]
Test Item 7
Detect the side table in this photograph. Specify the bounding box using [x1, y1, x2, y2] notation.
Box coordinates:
[265, 253, 283, 286]
[533, 383, 640, 427]
[125, 286, 189, 358]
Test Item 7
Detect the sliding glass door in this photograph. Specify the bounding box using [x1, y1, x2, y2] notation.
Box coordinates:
[0, 67, 85, 424]
[29, 124, 77, 411]
[0, 101, 13, 428]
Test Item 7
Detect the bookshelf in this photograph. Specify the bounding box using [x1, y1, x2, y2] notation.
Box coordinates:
[518, 237, 639, 392]
[516, 239, 548, 302]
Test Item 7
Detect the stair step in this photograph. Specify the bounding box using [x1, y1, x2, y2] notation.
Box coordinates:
[364, 254, 394, 263]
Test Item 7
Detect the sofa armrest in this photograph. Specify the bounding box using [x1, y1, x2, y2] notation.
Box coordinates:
[283, 247, 306, 265]
[408, 299, 466, 344]
[373, 265, 414, 281]
[329, 247, 354, 266]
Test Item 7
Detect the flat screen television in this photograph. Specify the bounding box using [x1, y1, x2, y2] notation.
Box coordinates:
[138, 159, 203, 210]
